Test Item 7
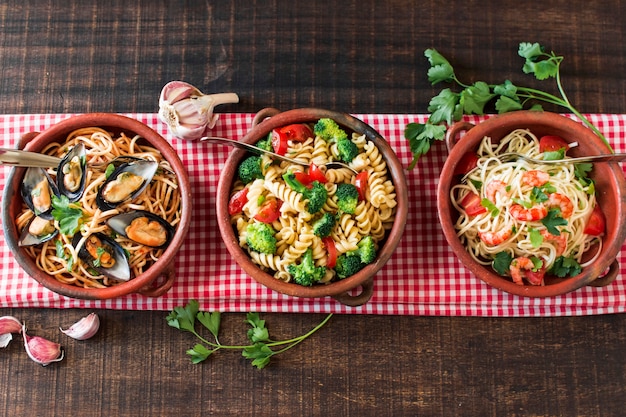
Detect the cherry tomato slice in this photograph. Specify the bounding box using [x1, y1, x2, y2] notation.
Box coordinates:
[525, 265, 546, 286]
[584, 204, 606, 236]
[271, 129, 288, 156]
[354, 171, 368, 201]
[279, 124, 313, 142]
[539, 135, 569, 153]
[322, 236, 337, 269]
[460, 192, 487, 216]
[293, 171, 312, 186]
[254, 199, 282, 223]
[228, 188, 249, 215]
[308, 163, 327, 184]
[453, 152, 479, 176]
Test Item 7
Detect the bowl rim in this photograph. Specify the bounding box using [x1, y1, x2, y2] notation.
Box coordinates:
[1, 113, 192, 299]
[215, 107, 409, 302]
[437, 110, 626, 297]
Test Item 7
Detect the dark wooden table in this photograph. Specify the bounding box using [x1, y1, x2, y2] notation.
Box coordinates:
[2, 1, 626, 416]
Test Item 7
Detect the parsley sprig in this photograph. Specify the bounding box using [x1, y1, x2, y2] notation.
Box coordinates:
[405, 42, 612, 169]
[51, 195, 85, 236]
[166, 300, 333, 369]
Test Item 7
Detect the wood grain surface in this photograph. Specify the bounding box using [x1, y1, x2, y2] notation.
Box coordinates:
[1, 1, 626, 416]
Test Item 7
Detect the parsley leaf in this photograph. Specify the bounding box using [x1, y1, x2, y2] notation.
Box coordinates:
[530, 187, 549, 204]
[460, 81, 495, 115]
[197, 311, 221, 341]
[529, 228, 543, 248]
[425, 48, 455, 84]
[542, 149, 565, 160]
[480, 198, 499, 217]
[493, 252, 513, 276]
[51, 195, 84, 236]
[549, 256, 582, 277]
[541, 209, 568, 235]
[428, 88, 462, 125]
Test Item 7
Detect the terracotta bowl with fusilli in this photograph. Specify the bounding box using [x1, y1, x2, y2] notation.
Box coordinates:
[215, 108, 408, 306]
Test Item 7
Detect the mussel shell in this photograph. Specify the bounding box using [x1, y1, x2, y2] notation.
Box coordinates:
[57, 142, 87, 202]
[95, 160, 158, 211]
[18, 216, 59, 247]
[72, 233, 131, 282]
[21, 167, 60, 220]
[106, 210, 174, 249]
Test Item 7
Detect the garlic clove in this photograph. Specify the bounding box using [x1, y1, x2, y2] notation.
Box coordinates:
[0, 316, 23, 348]
[60, 312, 100, 340]
[158, 80, 239, 141]
[22, 325, 64, 366]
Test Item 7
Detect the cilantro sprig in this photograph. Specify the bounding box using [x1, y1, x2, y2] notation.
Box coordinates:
[51, 195, 85, 236]
[405, 42, 612, 169]
[166, 300, 333, 369]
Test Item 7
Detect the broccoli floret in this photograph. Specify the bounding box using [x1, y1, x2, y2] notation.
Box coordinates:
[256, 134, 273, 152]
[334, 236, 377, 279]
[335, 253, 364, 279]
[245, 222, 277, 254]
[282, 171, 328, 214]
[287, 248, 326, 286]
[312, 212, 337, 238]
[238, 156, 264, 184]
[336, 137, 359, 163]
[314, 118, 348, 142]
[336, 183, 359, 214]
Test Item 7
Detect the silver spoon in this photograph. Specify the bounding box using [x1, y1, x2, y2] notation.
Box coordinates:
[200, 136, 357, 174]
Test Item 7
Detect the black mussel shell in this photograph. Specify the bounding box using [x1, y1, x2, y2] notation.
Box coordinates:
[95, 160, 158, 211]
[57, 142, 87, 202]
[21, 167, 60, 220]
[106, 210, 174, 249]
[18, 216, 59, 247]
[72, 233, 131, 282]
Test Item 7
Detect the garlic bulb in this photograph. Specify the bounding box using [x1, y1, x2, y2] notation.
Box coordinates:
[158, 80, 239, 141]
[0, 316, 22, 348]
[22, 325, 64, 366]
[60, 312, 100, 340]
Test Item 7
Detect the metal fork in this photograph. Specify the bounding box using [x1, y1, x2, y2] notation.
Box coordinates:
[493, 152, 626, 165]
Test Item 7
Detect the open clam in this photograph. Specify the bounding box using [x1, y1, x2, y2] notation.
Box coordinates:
[95, 160, 158, 211]
[107, 210, 174, 249]
[57, 142, 87, 202]
[20, 167, 59, 220]
[73, 233, 131, 282]
[18, 216, 59, 247]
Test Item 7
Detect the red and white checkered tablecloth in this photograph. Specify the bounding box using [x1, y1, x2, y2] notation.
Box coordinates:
[1, 113, 625, 316]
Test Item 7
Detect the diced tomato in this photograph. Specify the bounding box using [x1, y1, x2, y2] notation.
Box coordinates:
[308, 163, 327, 184]
[322, 237, 337, 269]
[228, 188, 249, 215]
[254, 199, 282, 223]
[584, 204, 606, 236]
[453, 152, 479, 176]
[539, 135, 569, 153]
[279, 124, 313, 142]
[293, 171, 312, 186]
[354, 171, 368, 201]
[271, 129, 289, 156]
[525, 265, 546, 286]
[460, 192, 487, 216]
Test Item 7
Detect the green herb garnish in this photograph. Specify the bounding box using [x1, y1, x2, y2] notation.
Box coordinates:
[493, 251, 513, 276]
[51, 195, 84, 236]
[549, 256, 582, 277]
[166, 300, 333, 369]
[541, 208, 568, 235]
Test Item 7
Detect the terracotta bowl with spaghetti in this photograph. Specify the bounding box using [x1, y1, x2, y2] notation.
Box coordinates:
[2, 113, 192, 300]
[438, 111, 626, 297]
[215, 108, 408, 306]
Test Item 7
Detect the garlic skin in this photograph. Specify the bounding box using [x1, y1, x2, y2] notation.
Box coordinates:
[0, 316, 23, 348]
[158, 80, 239, 141]
[60, 312, 100, 341]
[22, 325, 64, 366]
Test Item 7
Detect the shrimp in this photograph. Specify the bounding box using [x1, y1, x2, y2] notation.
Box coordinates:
[509, 204, 548, 221]
[479, 228, 512, 246]
[541, 230, 567, 256]
[547, 193, 574, 218]
[509, 257, 544, 286]
[485, 180, 509, 203]
[522, 170, 550, 187]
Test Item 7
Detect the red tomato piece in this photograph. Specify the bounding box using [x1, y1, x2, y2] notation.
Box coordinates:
[539, 135, 569, 153]
[453, 152, 479, 176]
[271, 129, 288, 156]
[254, 199, 282, 223]
[460, 192, 487, 216]
[308, 163, 327, 184]
[293, 171, 312, 186]
[525, 265, 546, 286]
[279, 124, 313, 142]
[228, 188, 249, 215]
[322, 237, 337, 269]
[584, 204, 606, 236]
[354, 171, 368, 201]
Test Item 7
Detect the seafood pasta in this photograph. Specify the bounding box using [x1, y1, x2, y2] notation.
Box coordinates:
[16, 127, 181, 288]
[451, 129, 605, 286]
[228, 119, 397, 285]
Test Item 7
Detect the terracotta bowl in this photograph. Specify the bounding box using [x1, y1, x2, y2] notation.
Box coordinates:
[438, 111, 626, 297]
[216, 108, 408, 306]
[2, 113, 192, 299]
